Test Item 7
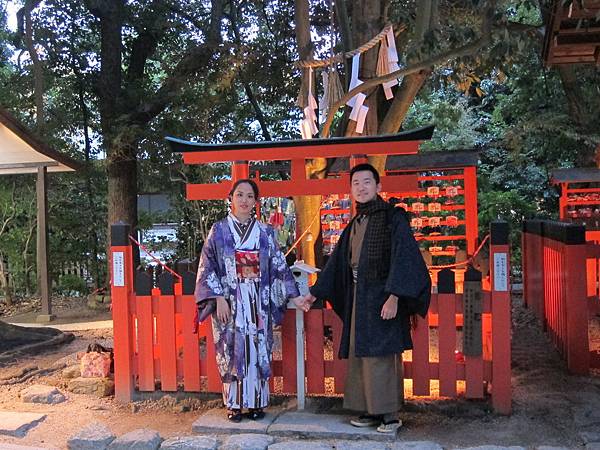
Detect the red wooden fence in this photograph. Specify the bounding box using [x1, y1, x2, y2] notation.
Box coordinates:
[522, 220, 600, 374]
[110, 221, 512, 414]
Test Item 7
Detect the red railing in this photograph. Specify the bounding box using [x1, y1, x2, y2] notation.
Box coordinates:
[522, 220, 597, 374]
[110, 221, 512, 414]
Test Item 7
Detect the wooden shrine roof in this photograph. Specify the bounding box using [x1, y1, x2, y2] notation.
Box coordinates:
[329, 150, 479, 172]
[0, 108, 81, 175]
[542, 0, 600, 66]
[166, 125, 435, 159]
[551, 167, 600, 184]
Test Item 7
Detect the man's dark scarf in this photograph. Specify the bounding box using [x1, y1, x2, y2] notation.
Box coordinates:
[355, 195, 394, 280]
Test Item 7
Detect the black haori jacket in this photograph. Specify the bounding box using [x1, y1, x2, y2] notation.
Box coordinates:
[310, 207, 431, 359]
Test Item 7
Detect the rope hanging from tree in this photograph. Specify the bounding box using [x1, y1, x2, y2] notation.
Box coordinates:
[294, 23, 402, 69]
[297, 22, 405, 138]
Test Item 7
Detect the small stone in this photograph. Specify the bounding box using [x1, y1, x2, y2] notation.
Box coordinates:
[581, 432, 600, 444]
[455, 447, 526, 450]
[390, 443, 444, 450]
[130, 403, 140, 413]
[67, 422, 116, 450]
[172, 404, 190, 413]
[222, 434, 274, 450]
[160, 435, 218, 449]
[20, 384, 66, 404]
[63, 365, 81, 379]
[108, 428, 162, 450]
[67, 377, 114, 397]
[89, 405, 109, 411]
[268, 441, 331, 450]
[334, 440, 388, 450]
[536, 447, 572, 450]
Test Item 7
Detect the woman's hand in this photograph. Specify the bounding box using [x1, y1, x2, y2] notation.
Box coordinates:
[216, 296, 230, 323]
[381, 295, 398, 320]
[290, 295, 311, 312]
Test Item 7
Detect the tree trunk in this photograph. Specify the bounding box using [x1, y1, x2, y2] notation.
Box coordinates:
[22, 218, 35, 295]
[370, 1, 435, 171]
[346, 0, 382, 138]
[79, 79, 102, 288]
[557, 65, 589, 129]
[293, 0, 326, 267]
[107, 141, 138, 241]
[371, 70, 430, 171]
[24, 11, 44, 131]
[0, 255, 13, 306]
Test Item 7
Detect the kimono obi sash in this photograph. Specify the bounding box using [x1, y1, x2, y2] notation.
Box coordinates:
[235, 250, 260, 284]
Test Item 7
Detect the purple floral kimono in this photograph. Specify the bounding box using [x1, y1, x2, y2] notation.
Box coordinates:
[195, 215, 299, 408]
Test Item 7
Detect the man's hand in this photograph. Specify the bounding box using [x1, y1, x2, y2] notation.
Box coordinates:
[291, 295, 311, 312]
[216, 296, 230, 323]
[381, 295, 398, 320]
[304, 293, 317, 305]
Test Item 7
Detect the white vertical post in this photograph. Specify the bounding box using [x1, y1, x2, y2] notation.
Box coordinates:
[295, 308, 305, 410]
[290, 262, 319, 411]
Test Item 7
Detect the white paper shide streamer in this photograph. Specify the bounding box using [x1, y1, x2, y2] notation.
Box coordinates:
[300, 67, 319, 139]
[297, 24, 404, 138]
[346, 54, 368, 134]
[381, 26, 403, 100]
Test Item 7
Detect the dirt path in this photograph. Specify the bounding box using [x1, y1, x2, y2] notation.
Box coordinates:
[0, 296, 599, 449]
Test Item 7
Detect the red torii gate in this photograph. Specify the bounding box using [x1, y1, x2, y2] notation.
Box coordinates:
[165, 125, 435, 200]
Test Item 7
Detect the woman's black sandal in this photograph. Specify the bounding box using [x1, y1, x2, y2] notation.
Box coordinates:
[227, 409, 242, 422]
[247, 408, 265, 420]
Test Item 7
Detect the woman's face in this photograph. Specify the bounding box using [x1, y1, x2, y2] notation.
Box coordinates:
[231, 182, 256, 217]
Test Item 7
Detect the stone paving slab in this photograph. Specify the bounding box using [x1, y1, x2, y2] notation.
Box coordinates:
[389, 442, 444, 450]
[268, 411, 396, 442]
[221, 434, 274, 450]
[0, 411, 47, 437]
[267, 441, 332, 450]
[192, 408, 279, 435]
[332, 439, 388, 450]
[455, 447, 526, 450]
[160, 435, 218, 449]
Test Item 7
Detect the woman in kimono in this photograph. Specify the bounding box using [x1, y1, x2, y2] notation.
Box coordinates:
[195, 179, 309, 422]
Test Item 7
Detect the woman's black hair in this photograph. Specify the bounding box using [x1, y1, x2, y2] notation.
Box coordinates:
[229, 178, 260, 199]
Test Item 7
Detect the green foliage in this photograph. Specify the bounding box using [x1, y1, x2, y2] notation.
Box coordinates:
[55, 274, 87, 296]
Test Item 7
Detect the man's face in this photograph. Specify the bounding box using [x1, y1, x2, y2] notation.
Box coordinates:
[351, 170, 381, 204]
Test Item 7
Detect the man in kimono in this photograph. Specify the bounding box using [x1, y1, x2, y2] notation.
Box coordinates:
[306, 163, 431, 433]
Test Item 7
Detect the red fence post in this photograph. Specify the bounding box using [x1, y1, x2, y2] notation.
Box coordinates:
[181, 272, 201, 391]
[111, 223, 135, 403]
[157, 273, 178, 391]
[522, 221, 546, 326]
[437, 268, 457, 397]
[563, 225, 589, 375]
[490, 220, 511, 414]
[464, 166, 478, 256]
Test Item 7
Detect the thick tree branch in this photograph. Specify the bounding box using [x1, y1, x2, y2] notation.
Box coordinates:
[13, 0, 42, 47]
[126, 1, 170, 83]
[168, 4, 209, 31]
[322, 2, 495, 137]
[126, 0, 225, 125]
[379, 71, 430, 134]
